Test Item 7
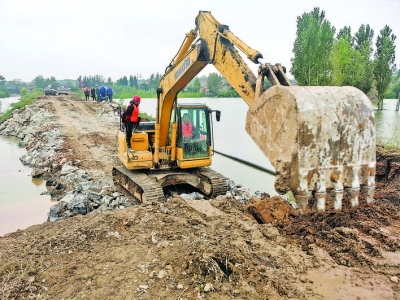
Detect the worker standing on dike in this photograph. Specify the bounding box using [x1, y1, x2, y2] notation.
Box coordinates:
[121, 96, 141, 149]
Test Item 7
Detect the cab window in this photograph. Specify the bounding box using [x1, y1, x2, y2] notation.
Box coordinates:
[178, 107, 209, 158]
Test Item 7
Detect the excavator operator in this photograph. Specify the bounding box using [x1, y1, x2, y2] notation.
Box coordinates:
[121, 95, 141, 149]
[182, 113, 193, 141]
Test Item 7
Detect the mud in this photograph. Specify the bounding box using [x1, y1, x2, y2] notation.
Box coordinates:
[0, 96, 399, 299]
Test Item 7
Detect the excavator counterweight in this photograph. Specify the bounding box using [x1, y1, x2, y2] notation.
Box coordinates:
[113, 11, 376, 211]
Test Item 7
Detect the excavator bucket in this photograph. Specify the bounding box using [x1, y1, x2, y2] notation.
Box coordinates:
[246, 85, 376, 211]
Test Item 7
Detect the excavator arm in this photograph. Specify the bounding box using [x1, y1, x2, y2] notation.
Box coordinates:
[156, 11, 265, 146]
[154, 10, 376, 212]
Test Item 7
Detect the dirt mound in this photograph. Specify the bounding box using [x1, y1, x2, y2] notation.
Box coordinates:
[244, 196, 298, 224]
[277, 199, 400, 267]
[376, 148, 400, 206]
[0, 197, 319, 299]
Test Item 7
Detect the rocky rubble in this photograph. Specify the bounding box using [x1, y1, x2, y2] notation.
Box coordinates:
[0, 99, 135, 221]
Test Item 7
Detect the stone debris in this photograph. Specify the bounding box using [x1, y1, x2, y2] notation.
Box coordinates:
[0, 101, 133, 221]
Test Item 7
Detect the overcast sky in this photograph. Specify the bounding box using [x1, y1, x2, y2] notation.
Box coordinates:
[0, 0, 399, 83]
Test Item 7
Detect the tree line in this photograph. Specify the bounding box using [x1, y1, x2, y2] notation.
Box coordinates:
[291, 7, 397, 109]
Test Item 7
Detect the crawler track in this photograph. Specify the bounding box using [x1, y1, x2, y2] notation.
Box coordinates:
[197, 167, 230, 198]
[112, 166, 229, 203]
[112, 166, 165, 203]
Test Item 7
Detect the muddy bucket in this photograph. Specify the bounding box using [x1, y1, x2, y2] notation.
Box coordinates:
[245, 85, 376, 211]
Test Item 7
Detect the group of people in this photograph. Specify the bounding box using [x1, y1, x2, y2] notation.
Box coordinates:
[83, 86, 114, 102]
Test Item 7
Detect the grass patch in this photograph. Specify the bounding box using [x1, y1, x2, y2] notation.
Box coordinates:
[0, 89, 43, 124]
[113, 99, 155, 121]
[139, 112, 155, 121]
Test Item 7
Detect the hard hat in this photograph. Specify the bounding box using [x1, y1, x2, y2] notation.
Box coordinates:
[133, 95, 141, 103]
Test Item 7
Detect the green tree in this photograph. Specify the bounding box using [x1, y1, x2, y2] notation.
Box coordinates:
[353, 25, 374, 94]
[393, 72, 400, 98]
[129, 75, 138, 88]
[291, 7, 335, 86]
[148, 74, 157, 90]
[207, 73, 222, 96]
[33, 75, 46, 88]
[79, 75, 105, 88]
[139, 82, 149, 90]
[10, 79, 24, 92]
[107, 77, 113, 86]
[148, 73, 162, 90]
[116, 76, 128, 86]
[0, 75, 9, 98]
[44, 76, 57, 87]
[373, 25, 397, 110]
[357, 42, 374, 94]
[186, 77, 201, 93]
[331, 37, 352, 86]
[331, 36, 366, 89]
[193, 77, 200, 92]
[0, 75, 5, 88]
[354, 24, 374, 50]
[337, 26, 353, 45]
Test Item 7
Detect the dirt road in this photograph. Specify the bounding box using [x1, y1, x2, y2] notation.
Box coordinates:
[1, 96, 400, 299]
[45, 95, 120, 175]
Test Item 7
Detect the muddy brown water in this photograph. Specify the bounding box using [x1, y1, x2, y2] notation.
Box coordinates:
[0, 135, 54, 236]
[0, 96, 397, 236]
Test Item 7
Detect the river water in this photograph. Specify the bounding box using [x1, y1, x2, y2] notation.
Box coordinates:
[0, 96, 398, 236]
[0, 135, 53, 236]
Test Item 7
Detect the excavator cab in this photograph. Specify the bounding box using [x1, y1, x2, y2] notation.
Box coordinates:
[176, 104, 219, 168]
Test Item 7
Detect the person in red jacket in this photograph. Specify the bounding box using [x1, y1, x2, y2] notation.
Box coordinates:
[121, 95, 141, 149]
[182, 113, 193, 141]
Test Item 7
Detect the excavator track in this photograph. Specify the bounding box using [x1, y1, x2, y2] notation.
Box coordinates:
[112, 166, 165, 203]
[197, 167, 230, 198]
[112, 166, 230, 204]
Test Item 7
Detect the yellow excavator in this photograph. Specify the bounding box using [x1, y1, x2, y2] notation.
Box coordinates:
[113, 11, 376, 211]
